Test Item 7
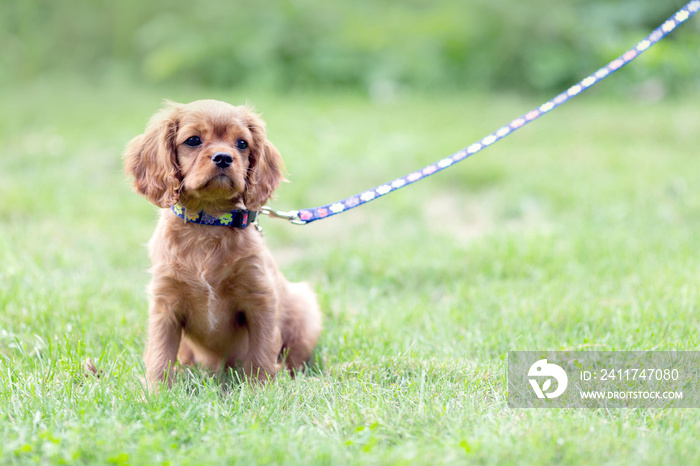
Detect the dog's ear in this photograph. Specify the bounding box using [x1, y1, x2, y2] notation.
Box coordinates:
[245, 140, 285, 210]
[124, 102, 182, 208]
[244, 110, 285, 210]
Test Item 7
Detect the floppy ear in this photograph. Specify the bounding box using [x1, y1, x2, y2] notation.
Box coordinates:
[243, 110, 285, 210]
[245, 141, 285, 210]
[124, 103, 182, 208]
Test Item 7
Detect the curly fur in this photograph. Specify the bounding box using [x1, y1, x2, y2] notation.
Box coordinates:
[124, 100, 322, 386]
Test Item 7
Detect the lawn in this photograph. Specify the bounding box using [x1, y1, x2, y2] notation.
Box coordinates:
[1, 78, 699, 465]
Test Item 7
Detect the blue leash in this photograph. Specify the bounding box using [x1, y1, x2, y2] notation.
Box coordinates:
[261, 1, 699, 225]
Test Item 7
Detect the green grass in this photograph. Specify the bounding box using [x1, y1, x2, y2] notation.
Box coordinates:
[1, 78, 699, 465]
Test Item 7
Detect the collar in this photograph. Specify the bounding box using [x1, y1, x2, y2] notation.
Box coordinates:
[171, 203, 258, 229]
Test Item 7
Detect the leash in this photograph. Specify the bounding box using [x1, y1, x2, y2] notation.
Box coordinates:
[261, 1, 699, 225]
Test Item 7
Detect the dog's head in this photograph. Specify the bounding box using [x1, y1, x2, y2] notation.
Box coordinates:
[124, 100, 284, 212]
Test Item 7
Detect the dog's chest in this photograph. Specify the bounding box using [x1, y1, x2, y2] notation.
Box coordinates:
[155, 222, 268, 339]
[174, 230, 246, 317]
[184, 267, 242, 335]
[167, 272, 245, 359]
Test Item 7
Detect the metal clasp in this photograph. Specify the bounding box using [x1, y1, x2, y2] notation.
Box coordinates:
[259, 206, 306, 225]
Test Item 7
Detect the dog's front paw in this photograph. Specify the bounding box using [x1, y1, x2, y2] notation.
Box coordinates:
[243, 358, 281, 384]
[145, 363, 176, 392]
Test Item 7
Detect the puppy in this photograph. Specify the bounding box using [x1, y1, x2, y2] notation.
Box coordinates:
[124, 100, 321, 386]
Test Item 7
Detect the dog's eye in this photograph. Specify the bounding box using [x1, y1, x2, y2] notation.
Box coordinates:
[235, 139, 248, 150]
[184, 136, 202, 147]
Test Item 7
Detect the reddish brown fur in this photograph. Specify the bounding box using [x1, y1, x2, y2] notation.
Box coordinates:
[124, 100, 322, 386]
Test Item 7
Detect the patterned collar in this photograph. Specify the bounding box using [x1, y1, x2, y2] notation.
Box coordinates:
[171, 203, 258, 229]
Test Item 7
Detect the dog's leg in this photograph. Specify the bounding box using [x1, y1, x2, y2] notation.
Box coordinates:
[241, 306, 283, 383]
[280, 281, 322, 371]
[177, 332, 195, 365]
[144, 304, 182, 388]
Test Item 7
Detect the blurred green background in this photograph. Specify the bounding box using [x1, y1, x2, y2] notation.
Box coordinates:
[1, 0, 697, 95]
[1, 2, 699, 464]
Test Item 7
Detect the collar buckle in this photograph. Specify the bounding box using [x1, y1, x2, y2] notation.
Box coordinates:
[259, 206, 306, 225]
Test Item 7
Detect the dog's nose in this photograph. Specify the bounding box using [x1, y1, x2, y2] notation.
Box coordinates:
[212, 152, 233, 168]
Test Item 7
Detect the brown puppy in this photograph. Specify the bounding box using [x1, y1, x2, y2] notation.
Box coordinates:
[124, 100, 321, 386]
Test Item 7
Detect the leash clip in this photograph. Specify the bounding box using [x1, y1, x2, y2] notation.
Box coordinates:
[260, 206, 306, 225]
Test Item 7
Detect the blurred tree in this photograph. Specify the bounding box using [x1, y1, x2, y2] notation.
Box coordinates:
[0, 0, 697, 94]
